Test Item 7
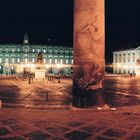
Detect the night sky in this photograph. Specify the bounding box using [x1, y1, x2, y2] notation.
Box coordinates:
[0, 0, 140, 62]
[106, 0, 140, 62]
[0, 0, 74, 46]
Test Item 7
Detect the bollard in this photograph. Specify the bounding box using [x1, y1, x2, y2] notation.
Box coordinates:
[0, 100, 1, 108]
[58, 77, 60, 83]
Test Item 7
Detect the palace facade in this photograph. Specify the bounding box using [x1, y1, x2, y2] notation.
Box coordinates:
[113, 46, 140, 76]
[0, 34, 73, 75]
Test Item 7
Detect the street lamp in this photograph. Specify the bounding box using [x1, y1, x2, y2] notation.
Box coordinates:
[11, 66, 14, 76]
[56, 64, 61, 83]
[26, 63, 31, 84]
[28, 73, 31, 84]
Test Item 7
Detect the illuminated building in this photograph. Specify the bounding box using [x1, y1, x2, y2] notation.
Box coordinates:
[0, 34, 73, 75]
[113, 47, 140, 76]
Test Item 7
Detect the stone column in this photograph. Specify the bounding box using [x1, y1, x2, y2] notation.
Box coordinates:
[73, 0, 105, 108]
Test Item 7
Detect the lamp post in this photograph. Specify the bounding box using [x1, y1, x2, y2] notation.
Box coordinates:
[27, 63, 31, 84]
[28, 70, 31, 84]
[56, 64, 61, 83]
[11, 66, 14, 76]
[58, 75, 60, 83]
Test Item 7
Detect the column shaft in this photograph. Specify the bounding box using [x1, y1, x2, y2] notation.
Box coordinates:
[73, 0, 105, 108]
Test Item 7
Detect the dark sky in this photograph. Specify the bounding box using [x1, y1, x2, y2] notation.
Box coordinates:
[0, 0, 74, 45]
[0, 0, 140, 62]
[106, 0, 140, 62]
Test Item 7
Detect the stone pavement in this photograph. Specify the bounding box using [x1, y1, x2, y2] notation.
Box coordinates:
[0, 77, 72, 109]
[0, 105, 140, 140]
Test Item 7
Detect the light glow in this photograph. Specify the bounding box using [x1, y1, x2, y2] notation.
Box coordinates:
[117, 63, 121, 68]
[124, 65, 128, 69]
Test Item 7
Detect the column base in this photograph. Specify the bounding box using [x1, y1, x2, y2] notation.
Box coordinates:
[70, 103, 116, 111]
[72, 89, 105, 108]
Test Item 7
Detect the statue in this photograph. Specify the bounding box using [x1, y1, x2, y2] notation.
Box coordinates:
[36, 52, 43, 69]
[35, 52, 45, 81]
[36, 52, 43, 64]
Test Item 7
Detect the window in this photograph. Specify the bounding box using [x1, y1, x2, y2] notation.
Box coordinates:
[54, 48, 58, 53]
[32, 49, 35, 52]
[37, 48, 40, 53]
[60, 59, 63, 64]
[119, 54, 122, 62]
[32, 58, 35, 62]
[17, 58, 20, 63]
[25, 48, 28, 53]
[17, 48, 20, 52]
[12, 58, 15, 63]
[5, 48, 8, 53]
[6, 58, 8, 63]
[115, 54, 117, 63]
[25, 58, 27, 63]
[55, 59, 57, 64]
[12, 48, 15, 53]
[66, 59, 68, 64]
[71, 49, 73, 54]
[49, 59, 52, 64]
[43, 49, 46, 53]
[48, 48, 52, 53]
[128, 53, 130, 62]
[71, 59, 73, 64]
[65, 49, 69, 54]
[60, 49, 63, 54]
[123, 54, 126, 62]
[43, 58, 46, 63]
[0, 58, 2, 63]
